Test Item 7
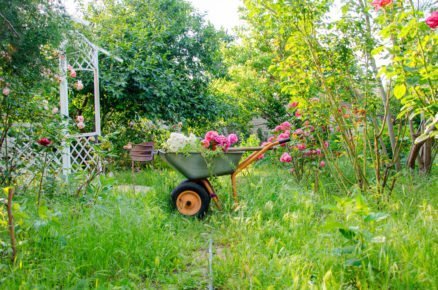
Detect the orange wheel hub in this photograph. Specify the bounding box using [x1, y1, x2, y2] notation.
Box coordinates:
[177, 190, 202, 216]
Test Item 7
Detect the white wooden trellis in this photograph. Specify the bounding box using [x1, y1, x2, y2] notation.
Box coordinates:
[0, 34, 121, 177]
[59, 34, 122, 173]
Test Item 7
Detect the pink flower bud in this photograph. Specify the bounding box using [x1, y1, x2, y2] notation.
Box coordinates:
[295, 110, 301, 118]
[320, 160, 326, 168]
[2, 87, 10, 96]
[324, 141, 329, 148]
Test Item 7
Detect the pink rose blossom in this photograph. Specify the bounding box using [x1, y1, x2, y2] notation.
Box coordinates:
[74, 80, 84, 90]
[67, 65, 73, 71]
[267, 136, 276, 143]
[426, 12, 438, 29]
[227, 134, 238, 145]
[77, 122, 85, 129]
[320, 160, 326, 168]
[280, 121, 291, 131]
[295, 110, 302, 118]
[280, 152, 292, 163]
[288, 101, 299, 108]
[76, 115, 84, 122]
[37, 138, 52, 147]
[371, 0, 392, 10]
[274, 125, 283, 132]
[297, 143, 306, 151]
[2, 87, 10, 96]
[70, 70, 77, 78]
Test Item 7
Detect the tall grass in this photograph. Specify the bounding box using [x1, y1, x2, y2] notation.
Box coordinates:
[0, 165, 436, 288]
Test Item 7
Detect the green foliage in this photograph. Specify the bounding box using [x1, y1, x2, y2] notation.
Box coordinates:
[84, 0, 231, 130]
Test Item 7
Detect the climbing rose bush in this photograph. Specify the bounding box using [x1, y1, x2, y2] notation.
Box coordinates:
[262, 101, 329, 184]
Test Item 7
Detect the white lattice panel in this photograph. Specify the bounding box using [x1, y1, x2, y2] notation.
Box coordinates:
[0, 126, 99, 176]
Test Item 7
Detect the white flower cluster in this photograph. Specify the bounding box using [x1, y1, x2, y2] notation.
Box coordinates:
[165, 132, 199, 152]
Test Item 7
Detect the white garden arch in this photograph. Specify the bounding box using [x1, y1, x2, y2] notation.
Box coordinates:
[59, 33, 122, 173]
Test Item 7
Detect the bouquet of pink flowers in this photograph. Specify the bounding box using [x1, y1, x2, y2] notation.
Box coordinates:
[201, 131, 239, 152]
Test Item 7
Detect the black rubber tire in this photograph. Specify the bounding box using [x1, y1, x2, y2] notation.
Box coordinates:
[171, 181, 211, 218]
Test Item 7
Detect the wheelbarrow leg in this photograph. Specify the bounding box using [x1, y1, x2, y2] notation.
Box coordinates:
[200, 179, 222, 210]
[231, 173, 238, 206]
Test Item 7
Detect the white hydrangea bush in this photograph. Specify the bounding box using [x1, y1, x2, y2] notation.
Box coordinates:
[165, 132, 200, 152]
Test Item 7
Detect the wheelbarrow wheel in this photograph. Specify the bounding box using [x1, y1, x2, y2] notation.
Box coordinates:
[171, 181, 210, 218]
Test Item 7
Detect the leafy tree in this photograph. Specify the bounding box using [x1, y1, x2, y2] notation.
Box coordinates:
[83, 0, 230, 130]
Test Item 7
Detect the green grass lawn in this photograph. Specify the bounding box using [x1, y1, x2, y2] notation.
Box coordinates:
[1, 165, 437, 289]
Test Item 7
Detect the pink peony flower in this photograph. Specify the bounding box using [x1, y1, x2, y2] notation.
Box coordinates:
[280, 152, 292, 163]
[214, 135, 228, 146]
[320, 160, 326, 168]
[297, 143, 306, 151]
[70, 70, 77, 78]
[205, 131, 219, 142]
[77, 122, 85, 129]
[227, 134, 238, 145]
[76, 115, 84, 122]
[2, 87, 10, 96]
[371, 0, 392, 10]
[37, 138, 52, 147]
[280, 121, 291, 131]
[288, 101, 299, 108]
[426, 12, 438, 29]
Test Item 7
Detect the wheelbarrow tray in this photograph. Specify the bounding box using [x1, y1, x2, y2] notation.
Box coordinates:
[159, 151, 244, 179]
